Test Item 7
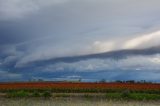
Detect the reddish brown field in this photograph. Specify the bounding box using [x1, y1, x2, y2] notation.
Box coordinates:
[0, 82, 160, 90]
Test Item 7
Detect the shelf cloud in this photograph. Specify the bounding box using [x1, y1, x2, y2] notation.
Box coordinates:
[1, 0, 160, 81]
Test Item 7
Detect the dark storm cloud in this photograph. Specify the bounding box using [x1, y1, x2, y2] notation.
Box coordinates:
[1, 0, 160, 81]
[12, 45, 160, 68]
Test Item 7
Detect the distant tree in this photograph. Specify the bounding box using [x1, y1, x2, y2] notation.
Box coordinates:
[78, 78, 82, 82]
[99, 79, 106, 83]
[140, 80, 146, 83]
[38, 79, 44, 82]
[116, 80, 123, 83]
[125, 80, 135, 83]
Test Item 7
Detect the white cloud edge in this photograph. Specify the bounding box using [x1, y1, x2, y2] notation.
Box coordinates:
[0, 0, 69, 20]
[34, 54, 160, 72]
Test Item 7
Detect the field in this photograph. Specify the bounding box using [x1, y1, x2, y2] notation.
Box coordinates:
[0, 82, 160, 106]
[0, 98, 160, 106]
[0, 82, 160, 90]
[0, 82, 159, 99]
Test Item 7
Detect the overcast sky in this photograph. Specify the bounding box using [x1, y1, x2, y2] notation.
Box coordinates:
[1, 0, 160, 82]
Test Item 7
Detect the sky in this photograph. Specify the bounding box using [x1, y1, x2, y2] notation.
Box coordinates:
[1, 0, 160, 82]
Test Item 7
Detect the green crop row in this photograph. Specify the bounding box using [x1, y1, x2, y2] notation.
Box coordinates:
[6, 90, 52, 98]
[0, 88, 160, 94]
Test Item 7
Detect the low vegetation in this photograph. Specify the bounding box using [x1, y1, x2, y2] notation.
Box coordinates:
[6, 90, 52, 98]
[3, 89, 160, 100]
[0, 98, 158, 106]
[0, 82, 159, 100]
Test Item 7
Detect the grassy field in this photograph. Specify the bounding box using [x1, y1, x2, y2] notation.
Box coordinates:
[2, 91, 160, 100]
[0, 82, 160, 105]
[0, 82, 160, 100]
[0, 98, 159, 106]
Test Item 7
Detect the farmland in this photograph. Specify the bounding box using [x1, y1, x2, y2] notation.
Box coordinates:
[0, 98, 160, 106]
[0, 82, 160, 105]
[0, 82, 159, 100]
[0, 82, 160, 90]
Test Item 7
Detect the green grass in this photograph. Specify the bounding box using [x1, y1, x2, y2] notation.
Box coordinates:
[105, 92, 160, 100]
[129, 93, 160, 100]
[2, 89, 160, 100]
[42, 91, 52, 98]
[6, 90, 52, 98]
[1, 88, 160, 94]
[31, 91, 41, 97]
[7, 90, 29, 98]
[54, 94, 70, 97]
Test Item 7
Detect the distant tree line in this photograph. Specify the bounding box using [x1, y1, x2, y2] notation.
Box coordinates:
[99, 79, 153, 84]
[28, 78, 154, 84]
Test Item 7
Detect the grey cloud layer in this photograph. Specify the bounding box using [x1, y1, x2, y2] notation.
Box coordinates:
[0, 0, 69, 20]
[1, 0, 160, 81]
